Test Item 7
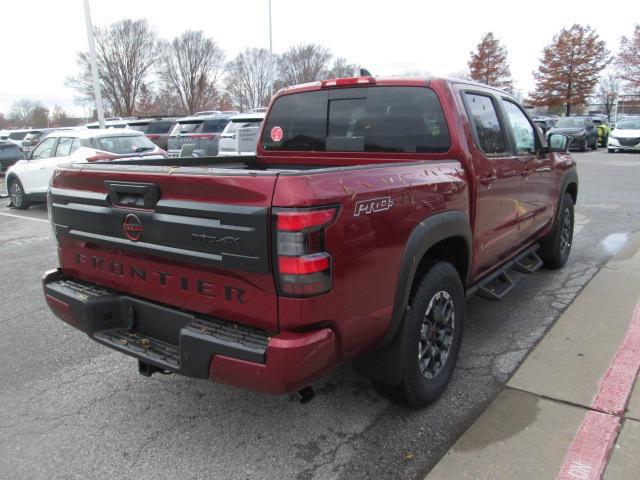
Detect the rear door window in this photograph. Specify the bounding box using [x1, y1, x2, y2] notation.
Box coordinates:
[463, 93, 508, 155]
[55, 137, 76, 157]
[262, 86, 450, 153]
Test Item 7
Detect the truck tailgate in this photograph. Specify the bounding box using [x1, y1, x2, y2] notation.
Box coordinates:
[49, 165, 279, 331]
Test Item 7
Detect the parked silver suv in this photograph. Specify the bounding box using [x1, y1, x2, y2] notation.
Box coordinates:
[167, 114, 233, 157]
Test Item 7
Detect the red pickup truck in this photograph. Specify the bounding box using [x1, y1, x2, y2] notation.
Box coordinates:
[43, 77, 577, 407]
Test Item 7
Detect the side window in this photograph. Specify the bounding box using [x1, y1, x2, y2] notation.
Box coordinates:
[31, 137, 57, 159]
[464, 93, 507, 155]
[502, 100, 535, 154]
[55, 137, 75, 157]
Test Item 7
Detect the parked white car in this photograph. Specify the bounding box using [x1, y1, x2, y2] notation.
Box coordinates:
[608, 118, 640, 152]
[218, 112, 265, 156]
[6, 129, 166, 209]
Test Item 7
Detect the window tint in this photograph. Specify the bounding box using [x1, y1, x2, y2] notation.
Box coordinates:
[464, 93, 507, 154]
[171, 121, 203, 135]
[263, 90, 327, 151]
[503, 100, 535, 154]
[55, 137, 75, 157]
[95, 135, 156, 154]
[147, 121, 174, 134]
[202, 119, 230, 133]
[128, 124, 149, 133]
[554, 118, 586, 128]
[31, 137, 57, 159]
[9, 131, 28, 141]
[225, 119, 263, 134]
[263, 87, 450, 153]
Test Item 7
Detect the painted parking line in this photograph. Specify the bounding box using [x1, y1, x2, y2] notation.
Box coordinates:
[556, 301, 640, 480]
[0, 211, 49, 223]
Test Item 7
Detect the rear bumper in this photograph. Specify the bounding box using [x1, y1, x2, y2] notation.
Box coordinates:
[43, 269, 337, 394]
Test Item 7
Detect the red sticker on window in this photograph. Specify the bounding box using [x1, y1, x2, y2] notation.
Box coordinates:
[270, 126, 283, 142]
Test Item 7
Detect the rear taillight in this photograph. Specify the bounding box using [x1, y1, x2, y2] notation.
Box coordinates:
[274, 207, 338, 297]
[146, 134, 160, 140]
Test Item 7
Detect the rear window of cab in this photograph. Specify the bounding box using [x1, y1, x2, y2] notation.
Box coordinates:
[262, 86, 450, 153]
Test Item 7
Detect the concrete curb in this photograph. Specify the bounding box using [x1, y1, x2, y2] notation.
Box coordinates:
[426, 232, 640, 480]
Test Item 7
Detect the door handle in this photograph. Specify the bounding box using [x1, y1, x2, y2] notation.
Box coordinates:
[480, 176, 497, 185]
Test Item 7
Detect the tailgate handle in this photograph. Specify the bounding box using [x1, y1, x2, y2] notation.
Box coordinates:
[106, 181, 159, 209]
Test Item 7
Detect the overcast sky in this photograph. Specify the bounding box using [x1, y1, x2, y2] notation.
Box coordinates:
[0, 0, 635, 116]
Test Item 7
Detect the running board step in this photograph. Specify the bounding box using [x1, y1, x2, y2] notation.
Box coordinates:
[469, 245, 542, 301]
[477, 271, 515, 300]
[513, 250, 543, 274]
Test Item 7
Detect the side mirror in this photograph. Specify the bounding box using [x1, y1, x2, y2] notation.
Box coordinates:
[548, 133, 569, 153]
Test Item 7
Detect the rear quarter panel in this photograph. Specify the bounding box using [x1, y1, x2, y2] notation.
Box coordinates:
[273, 161, 469, 358]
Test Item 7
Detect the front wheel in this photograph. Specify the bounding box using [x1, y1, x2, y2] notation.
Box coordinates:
[608, 148, 615, 153]
[579, 138, 588, 152]
[398, 261, 465, 408]
[8, 178, 30, 210]
[539, 193, 574, 269]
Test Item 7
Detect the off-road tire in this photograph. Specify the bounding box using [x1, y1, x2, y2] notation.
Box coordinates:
[539, 193, 574, 269]
[397, 261, 465, 408]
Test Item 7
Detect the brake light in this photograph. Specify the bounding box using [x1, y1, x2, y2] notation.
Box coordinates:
[146, 134, 160, 140]
[274, 207, 338, 297]
[188, 134, 216, 140]
[321, 76, 376, 88]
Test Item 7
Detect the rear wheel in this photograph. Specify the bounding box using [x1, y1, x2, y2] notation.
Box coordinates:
[8, 177, 30, 210]
[397, 261, 465, 408]
[608, 148, 615, 153]
[539, 193, 574, 269]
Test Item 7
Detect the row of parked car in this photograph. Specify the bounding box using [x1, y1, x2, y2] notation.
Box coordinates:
[532, 114, 640, 153]
[0, 109, 267, 209]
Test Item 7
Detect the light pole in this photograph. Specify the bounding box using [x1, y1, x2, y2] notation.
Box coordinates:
[268, 0, 273, 98]
[83, 0, 105, 128]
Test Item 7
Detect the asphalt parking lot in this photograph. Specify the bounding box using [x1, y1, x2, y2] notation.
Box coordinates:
[1, 150, 639, 480]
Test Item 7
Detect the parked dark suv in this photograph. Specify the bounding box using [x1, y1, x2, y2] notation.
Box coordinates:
[126, 118, 177, 151]
[167, 114, 233, 157]
[546, 117, 598, 151]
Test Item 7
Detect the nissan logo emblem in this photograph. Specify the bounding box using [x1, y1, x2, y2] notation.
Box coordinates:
[122, 213, 143, 242]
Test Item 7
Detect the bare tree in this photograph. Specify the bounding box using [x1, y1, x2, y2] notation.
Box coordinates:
[468, 32, 513, 90]
[592, 74, 619, 121]
[615, 24, 640, 94]
[66, 19, 160, 116]
[530, 24, 609, 116]
[159, 31, 226, 114]
[0, 112, 9, 129]
[9, 99, 49, 127]
[278, 44, 332, 86]
[225, 48, 278, 111]
[327, 57, 357, 78]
